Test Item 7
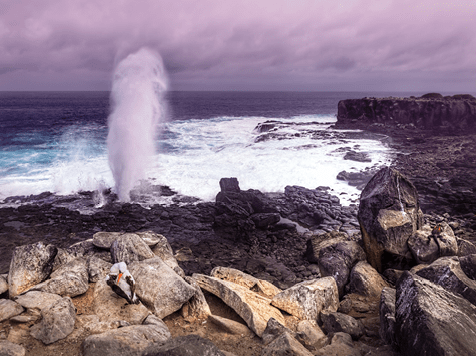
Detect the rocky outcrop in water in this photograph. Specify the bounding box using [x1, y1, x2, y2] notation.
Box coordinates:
[336, 94, 476, 132]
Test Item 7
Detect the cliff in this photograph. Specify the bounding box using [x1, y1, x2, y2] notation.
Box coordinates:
[336, 94, 476, 132]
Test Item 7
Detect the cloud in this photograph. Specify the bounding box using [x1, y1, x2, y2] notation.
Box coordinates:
[0, 0, 475, 91]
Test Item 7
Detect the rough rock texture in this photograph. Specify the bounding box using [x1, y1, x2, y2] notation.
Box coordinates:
[8, 242, 58, 297]
[182, 276, 212, 321]
[460, 254, 476, 280]
[320, 311, 364, 340]
[0, 341, 26, 356]
[336, 95, 476, 132]
[261, 332, 314, 356]
[0, 299, 24, 322]
[92, 231, 122, 249]
[314, 332, 360, 356]
[271, 277, 339, 321]
[209, 315, 253, 336]
[348, 261, 389, 298]
[142, 334, 226, 356]
[87, 256, 112, 283]
[129, 257, 195, 319]
[29, 297, 76, 345]
[0, 275, 8, 295]
[110, 233, 155, 265]
[193, 273, 285, 337]
[81, 323, 171, 356]
[261, 317, 296, 346]
[67, 239, 112, 263]
[30, 257, 89, 297]
[13, 291, 62, 311]
[379, 287, 397, 348]
[150, 233, 184, 276]
[416, 256, 476, 306]
[395, 271, 476, 356]
[407, 225, 439, 264]
[295, 320, 327, 352]
[358, 167, 423, 272]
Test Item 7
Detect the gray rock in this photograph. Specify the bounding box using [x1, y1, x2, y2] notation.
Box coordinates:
[150, 234, 184, 277]
[431, 222, 458, 257]
[14, 291, 62, 311]
[321, 311, 364, 340]
[262, 332, 314, 356]
[142, 334, 226, 356]
[136, 231, 166, 247]
[296, 320, 327, 352]
[262, 317, 295, 345]
[88, 256, 112, 283]
[67, 239, 112, 263]
[30, 297, 76, 345]
[395, 271, 476, 356]
[92, 231, 123, 249]
[0, 275, 8, 295]
[0, 299, 24, 322]
[271, 277, 339, 321]
[129, 257, 195, 319]
[110, 233, 155, 265]
[208, 315, 253, 336]
[344, 150, 371, 162]
[408, 225, 440, 264]
[457, 238, 476, 257]
[142, 314, 168, 328]
[416, 256, 476, 306]
[51, 248, 76, 273]
[30, 257, 89, 297]
[81, 323, 171, 356]
[379, 287, 397, 347]
[358, 167, 423, 272]
[314, 332, 360, 356]
[348, 261, 389, 298]
[460, 254, 476, 280]
[382, 269, 404, 286]
[0, 341, 26, 356]
[182, 276, 211, 321]
[8, 242, 58, 297]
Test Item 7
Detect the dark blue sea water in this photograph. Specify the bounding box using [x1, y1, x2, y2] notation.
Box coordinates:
[0, 91, 423, 207]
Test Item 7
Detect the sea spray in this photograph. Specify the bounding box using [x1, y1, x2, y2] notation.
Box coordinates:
[107, 48, 168, 201]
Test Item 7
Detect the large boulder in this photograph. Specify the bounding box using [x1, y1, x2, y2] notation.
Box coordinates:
[14, 291, 62, 311]
[395, 271, 476, 356]
[142, 334, 226, 356]
[8, 242, 58, 298]
[358, 168, 423, 272]
[271, 277, 339, 321]
[460, 254, 476, 280]
[29, 297, 76, 345]
[129, 257, 195, 319]
[348, 261, 389, 298]
[110, 233, 155, 265]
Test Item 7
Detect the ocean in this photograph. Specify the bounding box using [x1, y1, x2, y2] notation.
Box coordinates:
[0, 91, 420, 210]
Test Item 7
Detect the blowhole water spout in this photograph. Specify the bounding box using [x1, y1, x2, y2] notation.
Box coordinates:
[107, 48, 168, 202]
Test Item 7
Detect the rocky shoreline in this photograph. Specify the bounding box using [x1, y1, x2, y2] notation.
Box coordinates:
[1, 95, 476, 355]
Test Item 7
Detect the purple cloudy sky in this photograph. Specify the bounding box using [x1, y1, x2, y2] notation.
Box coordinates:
[1, 0, 475, 92]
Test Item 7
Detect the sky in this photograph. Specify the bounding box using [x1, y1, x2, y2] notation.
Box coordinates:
[0, 0, 475, 92]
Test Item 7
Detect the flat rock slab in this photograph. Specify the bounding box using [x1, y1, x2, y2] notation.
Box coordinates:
[142, 334, 226, 356]
[210, 266, 282, 299]
[396, 271, 476, 356]
[209, 315, 253, 336]
[193, 273, 285, 337]
[271, 277, 339, 321]
[93, 277, 150, 325]
[129, 257, 195, 319]
[14, 291, 62, 311]
[0, 299, 24, 322]
[81, 323, 171, 356]
[30, 297, 76, 345]
[8, 242, 57, 297]
[0, 340, 26, 356]
[110, 233, 155, 265]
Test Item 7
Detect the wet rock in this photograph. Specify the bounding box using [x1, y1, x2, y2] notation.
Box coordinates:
[110, 233, 155, 265]
[262, 317, 296, 345]
[209, 315, 253, 336]
[0, 299, 24, 322]
[395, 271, 476, 356]
[92, 231, 122, 249]
[416, 256, 476, 306]
[193, 273, 285, 337]
[358, 167, 423, 272]
[348, 261, 389, 298]
[344, 150, 371, 162]
[321, 311, 364, 340]
[379, 287, 397, 348]
[30, 257, 89, 297]
[314, 332, 360, 356]
[210, 266, 281, 299]
[129, 257, 195, 319]
[93, 277, 150, 325]
[88, 256, 112, 283]
[460, 254, 476, 280]
[30, 297, 75, 345]
[0, 341, 26, 356]
[142, 334, 226, 356]
[81, 323, 171, 356]
[296, 320, 327, 352]
[182, 276, 211, 321]
[271, 277, 339, 321]
[14, 291, 62, 311]
[8, 242, 58, 297]
[262, 332, 314, 356]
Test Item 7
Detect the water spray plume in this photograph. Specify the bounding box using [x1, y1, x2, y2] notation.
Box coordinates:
[107, 48, 168, 202]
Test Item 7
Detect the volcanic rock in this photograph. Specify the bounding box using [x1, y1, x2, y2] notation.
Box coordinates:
[92, 231, 122, 249]
[344, 150, 371, 162]
[320, 311, 364, 340]
[110, 233, 155, 265]
[295, 320, 327, 352]
[262, 332, 314, 356]
[379, 287, 397, 348]
[348, 261, 389, 298]
[208, 315, 253, 336]
[460, 254, 476, 280]
[181, 276, 211, 321]
[0, 341, 26, 356]
[87, 256, 112, 283]
[261, 317, 296, 346]
[13, 291, 62, 311]
[314, 332, 360, 356]
[142, 334, 226, 356]
[407, 225, 439, 264]
[0, 275, 8, 295]
[0, 299, 24, 322]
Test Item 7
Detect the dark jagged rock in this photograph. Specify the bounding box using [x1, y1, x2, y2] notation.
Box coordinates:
[379, 287, 397, 348]
[395, 271, 476, 356]
[337, 95, 476, 132]
[460, 254, 476, 280]
[320, 311, 365, 340]
[358, 167, 423, 272]
[343, 150, 371, 162]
